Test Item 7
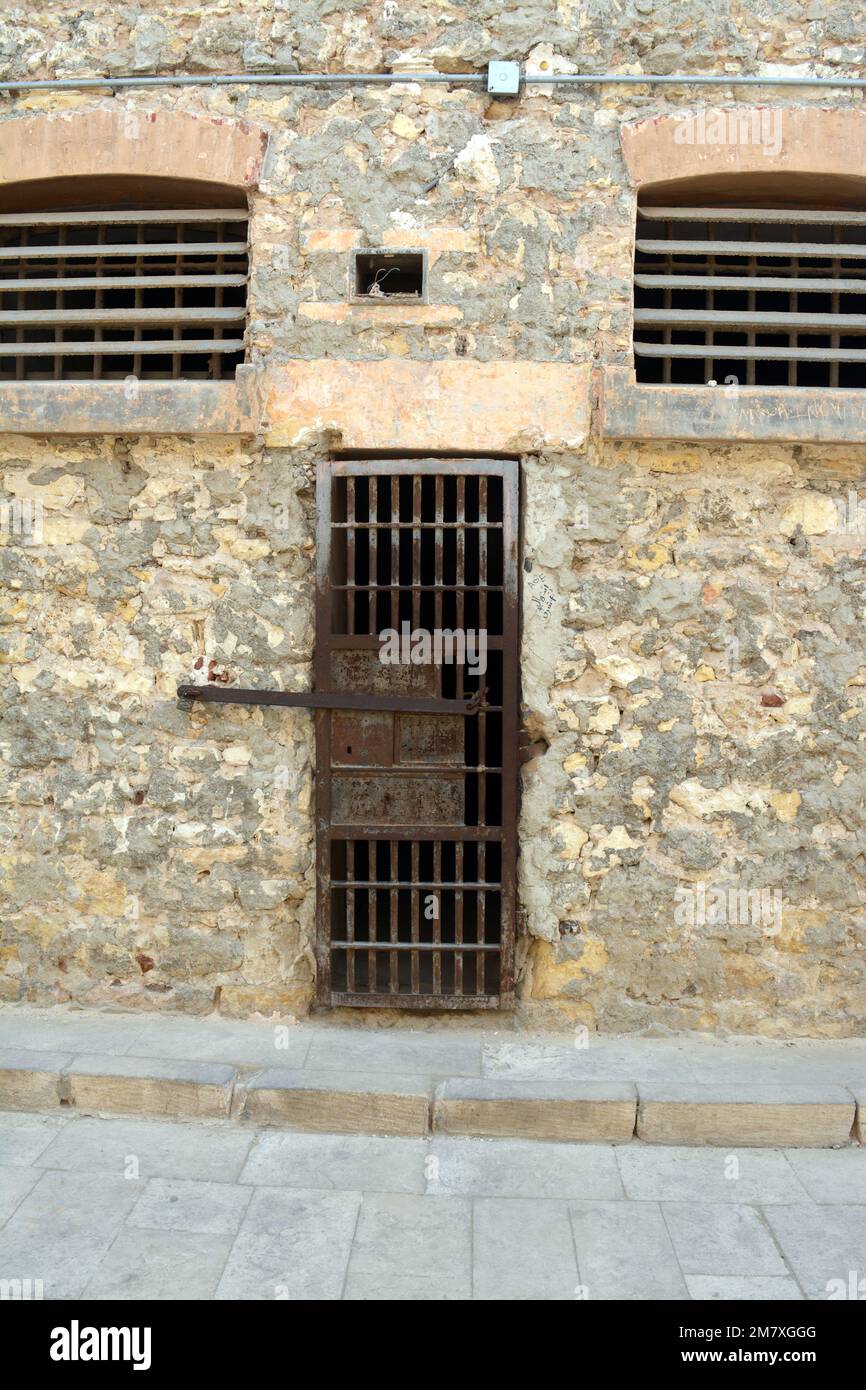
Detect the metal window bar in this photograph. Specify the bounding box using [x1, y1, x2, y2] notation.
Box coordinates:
[634, 204, 866, 389]
[0, 206, 248, 381]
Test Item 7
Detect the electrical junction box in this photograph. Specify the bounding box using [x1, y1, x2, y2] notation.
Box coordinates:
[487, 61, 521, 96]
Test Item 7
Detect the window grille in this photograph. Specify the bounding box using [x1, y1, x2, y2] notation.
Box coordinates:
[634, 205, 866, 388]
[0, 205, 248, 381]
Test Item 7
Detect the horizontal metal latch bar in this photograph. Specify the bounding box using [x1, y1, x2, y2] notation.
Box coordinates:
[177, 683, 484, 714]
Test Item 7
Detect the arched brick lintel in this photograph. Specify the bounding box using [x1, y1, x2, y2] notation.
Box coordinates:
[621, 106, 866, 188]
[0, 108, 268, 189]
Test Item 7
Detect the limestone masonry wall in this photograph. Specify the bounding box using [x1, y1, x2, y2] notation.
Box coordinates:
[1, 2, 864, 1033]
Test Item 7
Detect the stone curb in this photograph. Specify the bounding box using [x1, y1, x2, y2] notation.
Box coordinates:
[234, 1069, 431, 1137]
[0, 1048, 863, 1146]
[433, 1078, 638, 1142]
[64, 1054, 235, 1120]
[636, 1084, 857, 1148]
[0, 1049, 73, 1111]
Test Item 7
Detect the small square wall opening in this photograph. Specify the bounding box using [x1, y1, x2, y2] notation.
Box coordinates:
[353, 250, 426, 300]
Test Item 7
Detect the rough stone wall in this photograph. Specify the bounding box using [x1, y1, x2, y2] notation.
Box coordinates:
[521, 440, 866, 1035]
[1, 437, 318, 1016]
[1, 3, 865, 1032]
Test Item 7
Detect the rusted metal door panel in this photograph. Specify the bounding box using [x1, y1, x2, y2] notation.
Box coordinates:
[315, 458, 519, 1009]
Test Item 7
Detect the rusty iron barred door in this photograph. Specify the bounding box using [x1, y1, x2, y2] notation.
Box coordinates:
[315, 459, 519, 1009]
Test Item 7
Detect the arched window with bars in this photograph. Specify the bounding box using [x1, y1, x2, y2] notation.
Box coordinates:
[0, 175, 249, 383]
[633, 173, 866, 391]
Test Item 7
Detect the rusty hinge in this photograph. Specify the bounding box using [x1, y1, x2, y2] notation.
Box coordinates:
[177, 683, 486, 715]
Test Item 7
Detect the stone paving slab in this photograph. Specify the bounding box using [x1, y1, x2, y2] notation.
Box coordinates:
[480, 1038, 700, 1084]
[83, 1228, 234, 1301]
[661, 1202, 788, 1276]
[0, 1168, 141, 1299]
[305, 1030, 483, 1078]
[569, 1200, 689, 1300]
[1, 1108, 863, 1300]
[0, 1110, 69, 1166]
[617, 1146, 815, 1204]
[0, 1164, 41, 1224]
[117, 1014, 312, 1068]
[32, 1115, 255, 1182]
[427, 1135, 625, 1199]
[472, 1197, 579, 1300]
[238, 1129, 427, 1194]
[344, 1193, 472, 1301]
[762, 1204, 866, 1301]
[783, 1147, 866, 1204]
[214, 1186, 361, 1301]
[128, 1178, 254, 1236]
[685, 1275, 804, 1301]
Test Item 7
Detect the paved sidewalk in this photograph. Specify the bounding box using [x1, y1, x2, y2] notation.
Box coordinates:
[1, 1108, 865, 1300]
[1, 1006, 864, 1146]
[2, 1004, 864, 1085]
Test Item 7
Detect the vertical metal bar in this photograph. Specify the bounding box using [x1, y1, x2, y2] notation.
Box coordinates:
[391, 474, 400, 631]
[346, 840, 356, 993]
[346, 476, 355, 637]
[478, 477, 488, 829]
[93, 219, 105, 381]
[456, 475, 465, 634]
[368, 874, 376, 995]
[499, 460, 520, 1004]
[412, 476, 421, 629]
[746, 220, 756, 387]
[314, 460, 334, 1004]
[210, 217, 223, 381]
[52, 224, 64, 381]
[663, 218, 672, 384]
[410, 839, 420, 994]
[477, 841, 486, 996]
[705, 222, 714, 385]
[173, 217, 183, 380]
[455, 840, 464, 997]
[434, 475, 444, 642]
[478, 478, 488, 633]
[369, 483, 378, 638]
[389, 838, 398, 994]
[789, 222, 798, 387]
[14, 223, 25, 382]
[133, 219, 143, 382]
[432, 839, 442, 994]
[830, 226, 840, 389]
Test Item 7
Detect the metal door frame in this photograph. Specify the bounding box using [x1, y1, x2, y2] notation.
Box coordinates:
[314, 457, 520, 1009]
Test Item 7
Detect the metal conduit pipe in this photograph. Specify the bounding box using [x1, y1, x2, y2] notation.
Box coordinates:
[0, 69, 864, 93]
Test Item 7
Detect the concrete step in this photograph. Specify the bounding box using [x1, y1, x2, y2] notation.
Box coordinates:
[1, 1043, 862, 1146]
